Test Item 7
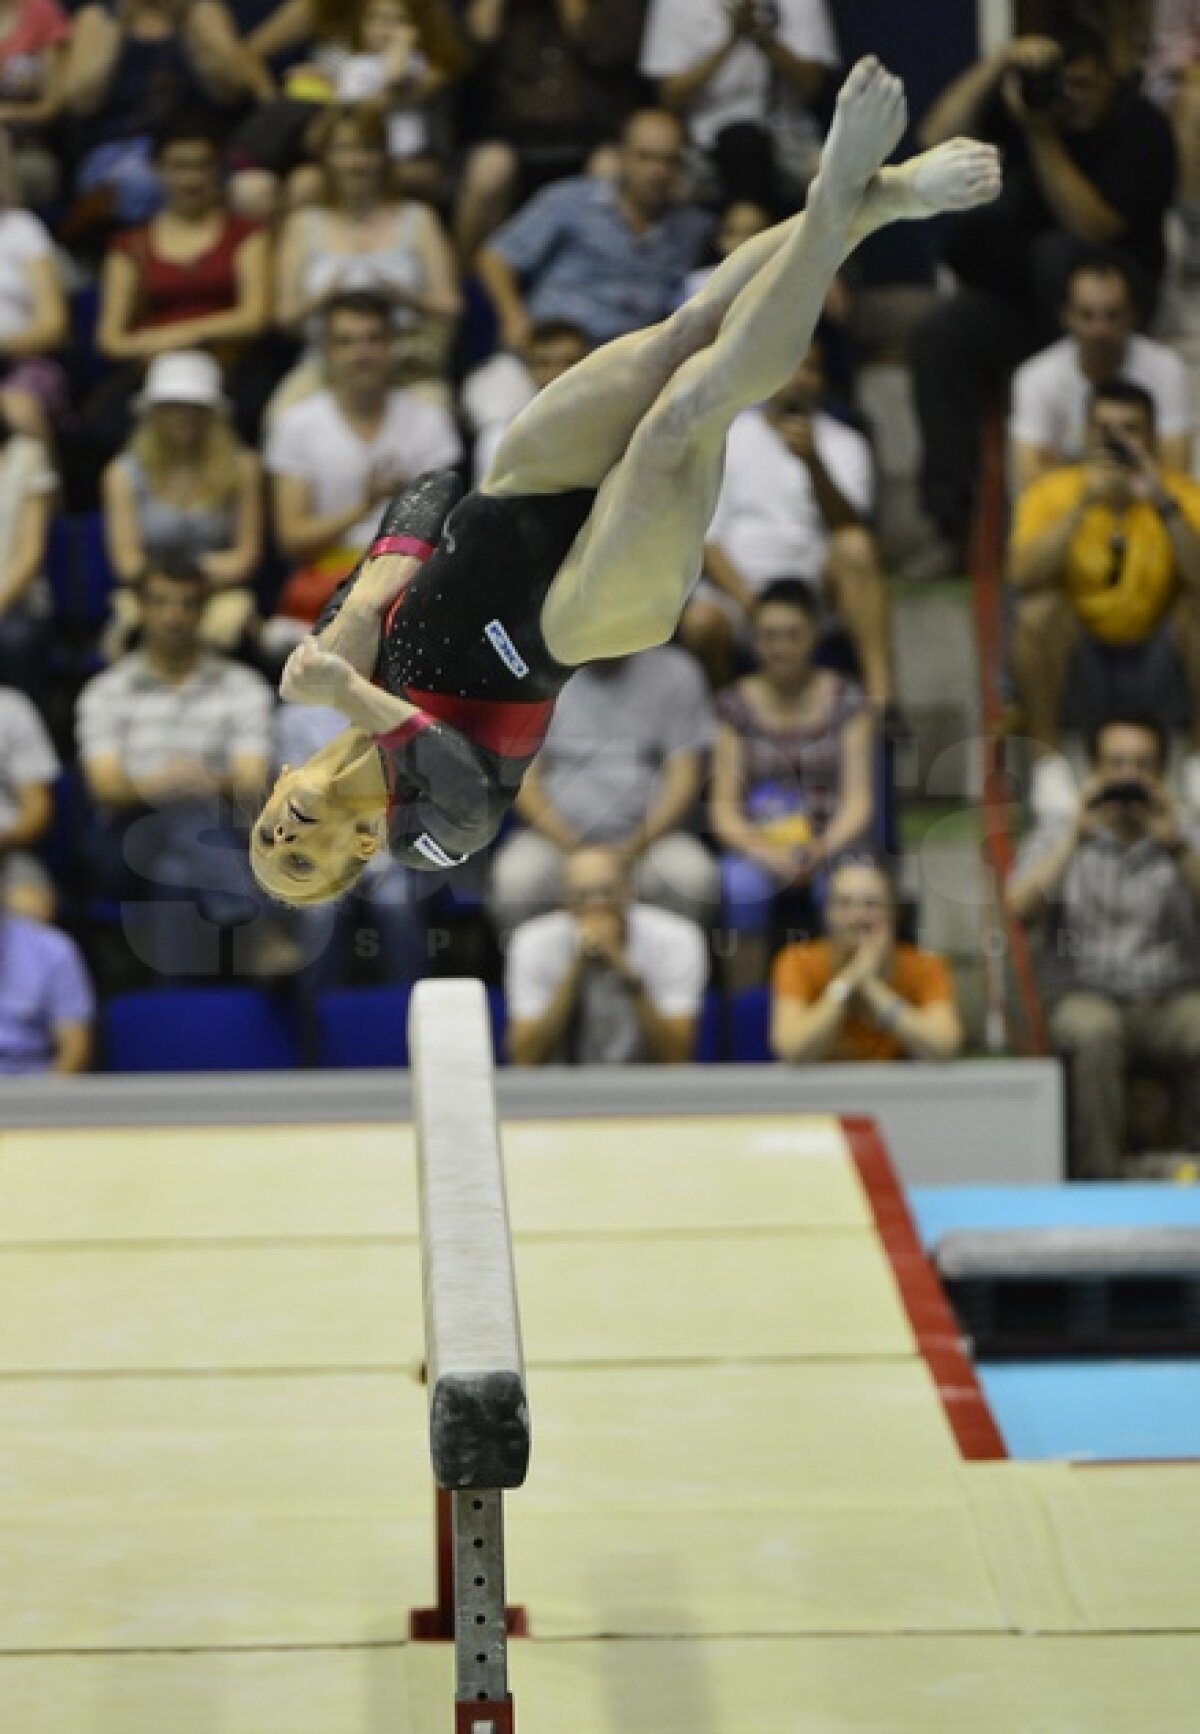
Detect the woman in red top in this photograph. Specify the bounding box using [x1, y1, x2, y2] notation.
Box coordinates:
[81, 112, 272, 474]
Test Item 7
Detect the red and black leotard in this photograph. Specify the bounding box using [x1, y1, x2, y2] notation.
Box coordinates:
[316, 471, 594, 870]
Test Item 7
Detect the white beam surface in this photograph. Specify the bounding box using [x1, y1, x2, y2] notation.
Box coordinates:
[409, 979, 529, 1489]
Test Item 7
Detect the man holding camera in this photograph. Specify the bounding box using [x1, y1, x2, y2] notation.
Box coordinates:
[639, 0, 840, 209]
[1007, 379, 1200, 812]
[908, 25, 1176, 579]
[1007, 714, 1200, 1178]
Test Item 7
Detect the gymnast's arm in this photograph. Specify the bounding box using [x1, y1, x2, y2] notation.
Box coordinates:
[310, 469, 466, 675]
[281, 637, 426, 732]
[312, 551, 424, 675]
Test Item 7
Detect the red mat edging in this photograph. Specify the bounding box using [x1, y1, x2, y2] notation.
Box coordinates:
[842, 1115, 1008, 1462]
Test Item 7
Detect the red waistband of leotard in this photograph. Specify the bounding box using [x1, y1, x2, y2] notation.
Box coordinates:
[402, 686, 554, 759]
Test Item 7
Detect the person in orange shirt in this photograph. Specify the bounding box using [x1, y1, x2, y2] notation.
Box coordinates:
[1008, 378, 1200, 799]
[770, 855, 963, 1062]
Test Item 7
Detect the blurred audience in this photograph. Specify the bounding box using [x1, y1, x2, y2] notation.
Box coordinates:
[1007, 713, 1200, 1177]
[9, 6, 1200, 1079]
[0, 397, 55, 687]
[238, 0, 470, 216]
[264, 288, 460, 652]
[0, 0, 70, 206]
[770, 854, 963, 1063]
[687, 341, 892, 701]
[1009, 255, 1193, 493]
[0, 124, 67, 444]
[454, 0, 646, 262]
[640, 0, 838, 209]
[909, 25, 1177, 579]
[273, 103, 460, 412]
[76, 561, 275, 979]
[101, 350, 262, 660]
[1008, 380, 1200, 813]
[63, 0, 264, 230]
[1146, 0, 1200, 273]
[0, 900, 93, 1072]
[488, 643, 718, 934]
[478, 106, 710, 352]
[709, 580, 874, 986]
[0, 675, 58, 920]
[506, 844, 705, 1065]
[86, 114, 271, 469]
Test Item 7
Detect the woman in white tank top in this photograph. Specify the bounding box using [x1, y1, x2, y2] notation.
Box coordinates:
[273, 103, 460, 411]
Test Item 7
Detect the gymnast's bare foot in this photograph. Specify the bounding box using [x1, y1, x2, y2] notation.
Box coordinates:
[867, 138, 1003, 224]
[817, 57, 909, 217]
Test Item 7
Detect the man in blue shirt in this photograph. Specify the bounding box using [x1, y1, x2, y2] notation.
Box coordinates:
[0, 910, 94, 1074]
[478, 109, 713, 352]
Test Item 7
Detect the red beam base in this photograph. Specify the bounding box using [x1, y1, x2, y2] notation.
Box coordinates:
[455, 1698, 514, 1734]
[409, 1604, 528, 1641]
[409, 1488, 529, 1640]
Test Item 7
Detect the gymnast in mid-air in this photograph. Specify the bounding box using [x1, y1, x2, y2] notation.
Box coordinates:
[250, 59, 1000, 905]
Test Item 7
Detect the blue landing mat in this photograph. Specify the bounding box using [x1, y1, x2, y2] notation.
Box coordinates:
[909, 1184, 1200, 1248]
[906, 1186, 1200, 1460]
[981, 1361, 1200, 1461]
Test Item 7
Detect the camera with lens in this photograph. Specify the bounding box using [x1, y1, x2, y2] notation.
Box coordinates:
[1017, 62, 1063, 112]
[1102, 432, 1137, 469]
[1089, 780, 1150, 808]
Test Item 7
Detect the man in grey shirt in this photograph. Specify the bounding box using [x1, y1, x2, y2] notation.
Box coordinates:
[487, 644, 718, 933]
[1007, 714, 1200, 1178]
[77, 563, 275, 978]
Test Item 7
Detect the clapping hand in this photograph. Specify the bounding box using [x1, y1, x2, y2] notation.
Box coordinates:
[839, 928, 890, 995]
[726, 0, 776, 46]
[366, 458, 409, 508]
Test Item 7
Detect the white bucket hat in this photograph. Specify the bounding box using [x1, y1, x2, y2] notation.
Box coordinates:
[135, 350, 229, 414]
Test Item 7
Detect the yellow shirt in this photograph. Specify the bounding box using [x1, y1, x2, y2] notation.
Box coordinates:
[1011, 467, 1200, 644]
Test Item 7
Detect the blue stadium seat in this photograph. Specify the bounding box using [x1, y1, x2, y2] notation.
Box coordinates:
[67, 281, 105, 391]
[693, 988, 724, 1062]
[314, 985, 412, 1068]
[486, 984, 507, 1065]
[45, 514, 74, 624]
[730, 986, 772, 1063]
[76, 512, 117, 627]
[103, 988, 300, 1071]
[43, 769, 83, 888]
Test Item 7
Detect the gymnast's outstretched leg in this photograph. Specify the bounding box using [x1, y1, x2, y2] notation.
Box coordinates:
[484, 104, 999, 499]
[539, 61, 1000, 665]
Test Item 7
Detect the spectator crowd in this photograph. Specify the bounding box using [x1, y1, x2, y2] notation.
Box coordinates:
[0, 0, 1198, 1182]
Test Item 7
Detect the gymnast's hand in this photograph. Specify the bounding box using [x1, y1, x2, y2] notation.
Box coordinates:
[280, 636, 356, 708]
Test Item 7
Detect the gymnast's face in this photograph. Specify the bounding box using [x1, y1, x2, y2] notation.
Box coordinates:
[251, 747, 385, 903]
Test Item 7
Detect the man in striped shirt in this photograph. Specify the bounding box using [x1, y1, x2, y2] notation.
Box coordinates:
[1007, 714, 1200, 1178]
[77, 562, 274, 977]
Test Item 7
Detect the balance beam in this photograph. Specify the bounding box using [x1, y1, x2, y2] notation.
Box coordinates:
[409, 978, 530, 1734]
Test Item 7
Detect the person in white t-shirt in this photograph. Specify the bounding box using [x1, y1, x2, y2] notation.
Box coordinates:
[0, 125, 67, 443]
[1009, 256, 1194, 493]
[640, 0, 839, 207]
[264, 289, 461, 653]
[506, 845, 707, 1065]
[686, 339, 893, 703]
